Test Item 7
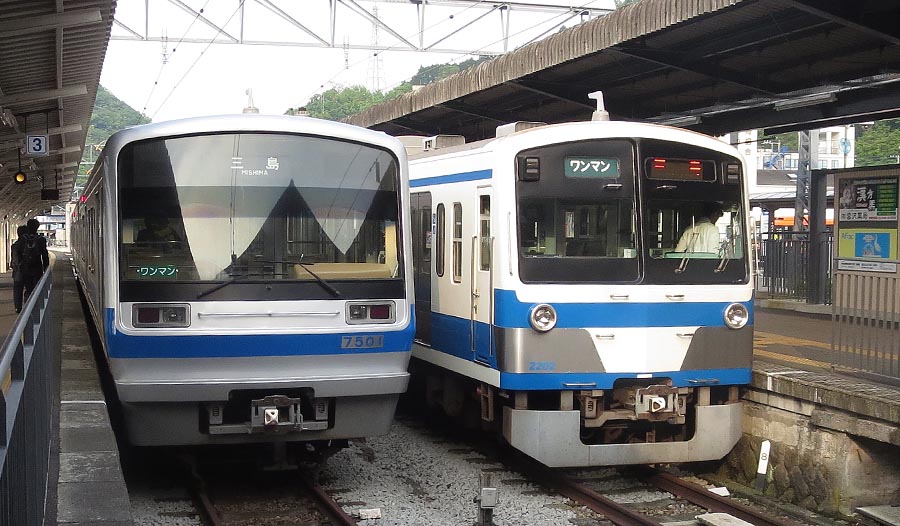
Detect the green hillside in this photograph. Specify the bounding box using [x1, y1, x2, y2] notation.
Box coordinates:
[79, 86, 149, 181]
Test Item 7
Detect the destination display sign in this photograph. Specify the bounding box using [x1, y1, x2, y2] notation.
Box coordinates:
[564, 156, 620, 178]
[646, 158, 715, 181]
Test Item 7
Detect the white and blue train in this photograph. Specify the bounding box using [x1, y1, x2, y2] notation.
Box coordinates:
[72, 114, 414, 448]
[405, 107, 752, 467]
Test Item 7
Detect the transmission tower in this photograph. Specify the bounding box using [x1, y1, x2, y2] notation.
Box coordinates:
[366, 3, 385, 93]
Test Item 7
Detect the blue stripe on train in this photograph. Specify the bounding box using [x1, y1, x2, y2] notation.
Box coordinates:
[105, 308, 415, 359]
[409, 169, 492, 188]
[427, 291, 753, 383]
[493, 289, 753, 329]
[499, 368, 752, 390]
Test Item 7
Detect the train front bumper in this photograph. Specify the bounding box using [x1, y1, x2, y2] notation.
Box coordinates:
[502, 402, 742, 467]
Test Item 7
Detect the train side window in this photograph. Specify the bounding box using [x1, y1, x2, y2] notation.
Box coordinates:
[422, 205, 431, 263]
[452, 202, 462, 283]
[436, 204, 445, 277]
[479, 195, 490, 271]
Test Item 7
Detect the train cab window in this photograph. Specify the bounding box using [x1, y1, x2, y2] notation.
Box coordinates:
[116, 132, 404, 301]
[516, 139, 639, 283]
[640, 139, 748, 284]
[436, 204, 445, 277]
[452, 203, 463, 283]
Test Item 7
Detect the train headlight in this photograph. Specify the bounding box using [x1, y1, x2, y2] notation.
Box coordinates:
[529, 304, 557, 332]
[723, 303, 749, 329]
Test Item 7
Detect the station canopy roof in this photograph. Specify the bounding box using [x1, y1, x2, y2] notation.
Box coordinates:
[0, 0, 115, 220]
[347, 0, 900, 142]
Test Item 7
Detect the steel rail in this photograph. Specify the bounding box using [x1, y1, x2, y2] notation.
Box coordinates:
[642, 470, 798, 526]
[547, 472, 664, 526]
[300, 476, 359, 526]
[182, 457, 224, 526]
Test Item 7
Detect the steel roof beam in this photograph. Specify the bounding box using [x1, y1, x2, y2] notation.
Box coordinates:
[0, 124, 83, 150]
[168, 0, 239, 42]
[504, 80, 595, 110]
[0, 8, 101, 37]
[779, 0, 900, 46]
[338, 0, 418, 50]
[254, 0, 329, 46]
[112, 0, 607, 54]
[437, 101, 509, 123]
[608, 46, 777, 96]
[0, 85, 88, 106]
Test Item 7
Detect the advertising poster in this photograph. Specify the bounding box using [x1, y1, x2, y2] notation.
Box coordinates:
[838, 176, 898, 222]
[837, 228, 897, 259]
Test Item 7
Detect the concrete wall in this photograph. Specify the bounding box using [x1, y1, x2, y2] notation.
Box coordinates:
[718, 366, 900, 516]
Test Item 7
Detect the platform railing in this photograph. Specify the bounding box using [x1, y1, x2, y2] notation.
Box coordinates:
[757, 233, 834, 304]
[832, 272, 900, 380]
[0, 269, 54, 526]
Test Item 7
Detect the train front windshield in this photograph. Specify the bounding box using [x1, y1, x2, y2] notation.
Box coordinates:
[117, 132, 402, 300]
[516, 138, 748, 284]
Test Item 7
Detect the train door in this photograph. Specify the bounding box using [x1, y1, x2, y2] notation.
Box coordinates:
[472, 187, 493, 364]
[410, 192, 432, 344]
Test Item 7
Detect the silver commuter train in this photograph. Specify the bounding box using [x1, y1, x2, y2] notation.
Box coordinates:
[405, 110, 752, 467]
[72, 114, 414, 446]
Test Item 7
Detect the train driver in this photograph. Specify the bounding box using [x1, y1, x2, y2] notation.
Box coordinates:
[674, 202, 723, 254]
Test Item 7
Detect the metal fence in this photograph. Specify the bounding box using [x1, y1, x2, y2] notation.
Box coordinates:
[0, 269, 54, 526]
[756, 232, 834, 304]
[832, 272, 900, 380]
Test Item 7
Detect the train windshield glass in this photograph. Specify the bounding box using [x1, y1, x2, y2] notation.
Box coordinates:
[117, 133, 402, 289]
[516, 139, 639, 283]
[641, 139, 748, 284]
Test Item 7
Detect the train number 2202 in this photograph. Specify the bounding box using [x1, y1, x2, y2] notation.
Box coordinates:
[341, 335, 385, 349]
[528, 361, 556, 371]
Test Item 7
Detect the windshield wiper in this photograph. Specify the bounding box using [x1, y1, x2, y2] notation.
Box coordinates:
[714, 238, 733, 273]
[293, 257, 342, 298]
[196, 271, 250, 299]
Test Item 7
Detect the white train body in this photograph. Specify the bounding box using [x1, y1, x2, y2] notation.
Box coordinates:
[72, 115, 414, 446]
[407, 121, 753, 467]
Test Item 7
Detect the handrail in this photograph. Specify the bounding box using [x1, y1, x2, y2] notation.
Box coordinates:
[0, 267, 54, 526]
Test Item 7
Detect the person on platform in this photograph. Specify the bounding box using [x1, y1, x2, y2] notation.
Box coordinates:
[16, 218, 50, 309]
[9, 225, 28, 313]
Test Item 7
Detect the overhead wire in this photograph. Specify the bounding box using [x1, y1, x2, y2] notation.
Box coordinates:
[149, 1, 246, 120]
[303, 0, 607, 106]
[303, 0, 490, 103]
[140, 0, 212, 116]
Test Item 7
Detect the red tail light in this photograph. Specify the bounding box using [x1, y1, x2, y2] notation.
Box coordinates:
[136, 307, 160, 324]
[368, 304, 391, 319]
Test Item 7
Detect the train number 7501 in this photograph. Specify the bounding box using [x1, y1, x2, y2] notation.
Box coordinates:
[341, 335, 385, 349]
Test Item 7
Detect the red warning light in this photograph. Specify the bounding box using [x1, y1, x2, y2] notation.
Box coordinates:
[80, 195, 87, 203]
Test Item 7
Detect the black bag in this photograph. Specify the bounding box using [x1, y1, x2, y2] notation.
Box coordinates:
[19, 235, 42, 273]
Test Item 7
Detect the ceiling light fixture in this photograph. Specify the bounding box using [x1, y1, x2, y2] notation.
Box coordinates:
[661, 115, 702, 127]
[773, 93, 836, 111]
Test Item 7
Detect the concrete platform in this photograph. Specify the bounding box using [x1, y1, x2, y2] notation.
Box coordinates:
[0, 251, 133, 525]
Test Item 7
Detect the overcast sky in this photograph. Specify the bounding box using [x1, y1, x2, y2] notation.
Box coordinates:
[100, 0, 616, 122]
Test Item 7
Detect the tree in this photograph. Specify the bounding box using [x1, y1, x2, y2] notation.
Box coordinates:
[304, 85, 389, 121]
[293, 56, 492, 121]
[854, 119, 900, 166]
[79, 86, 150, 182]
[85, 85, 150, 147]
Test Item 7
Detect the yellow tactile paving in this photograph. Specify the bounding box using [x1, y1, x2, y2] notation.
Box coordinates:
[753, 348, 832, 368]
[754, 331, 831, 351]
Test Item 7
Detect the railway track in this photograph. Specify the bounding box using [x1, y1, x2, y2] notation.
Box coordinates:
[538, 465, 801, 526]
[183, 453, 359, 526]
